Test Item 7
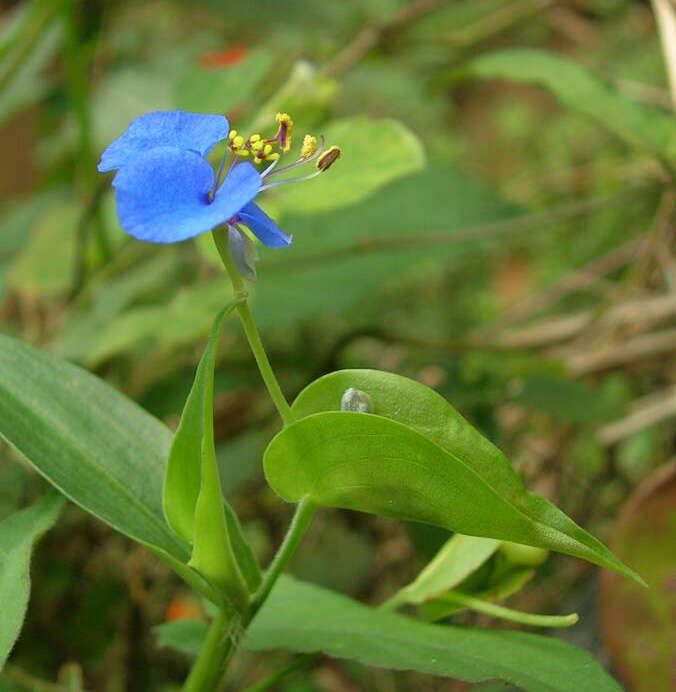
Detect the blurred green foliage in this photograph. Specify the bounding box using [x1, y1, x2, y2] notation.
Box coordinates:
[0, 0, 674, 689]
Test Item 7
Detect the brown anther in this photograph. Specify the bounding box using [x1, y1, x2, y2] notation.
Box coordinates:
[317, 146, 341, 172]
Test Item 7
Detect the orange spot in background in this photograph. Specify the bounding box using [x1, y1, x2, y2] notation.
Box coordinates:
[166, 596, 202, 621]
[200, 44, 248, 70]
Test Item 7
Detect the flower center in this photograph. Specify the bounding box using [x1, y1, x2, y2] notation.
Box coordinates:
[208, 112, 341, 203]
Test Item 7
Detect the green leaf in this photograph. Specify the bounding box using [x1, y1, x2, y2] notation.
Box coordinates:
[174, 49, 274, 113]
[165, 303, 256, 607]
[6, 202, 79, 301]
[0, 334, 188, 563]
[272, 117, 425, 216]
[457, 49, 676, 162]
[242, 576, 621, 692]
[265, 369, 642, 584]
[0, 492, 64, 668]
[385, 534, 500, 609]
[154, 619, 208, 658]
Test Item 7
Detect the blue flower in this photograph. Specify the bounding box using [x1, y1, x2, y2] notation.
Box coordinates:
[99, 111, 296, 248]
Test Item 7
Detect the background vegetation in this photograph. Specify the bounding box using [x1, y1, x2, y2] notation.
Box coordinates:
[0, 0, 674, 689]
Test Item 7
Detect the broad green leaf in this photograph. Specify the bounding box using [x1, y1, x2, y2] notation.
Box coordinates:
[385, 534, 500, 609]
[271, 117, 425, 215]
[267, 369, 642, 584]
[0, 492, 64, 668]
[457, 49, 676, 162]
[165, 303, 256, 606]
[0, 335, 188, 563]
[243, 576, 620, 692]
[151, 578, 619, 689]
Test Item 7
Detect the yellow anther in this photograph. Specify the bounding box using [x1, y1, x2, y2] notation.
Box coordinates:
[301, 134, 318, 158]
[235, 148, 249, 157]
[249, 134, 261, 143]
[317, 145, 341, 171]
[232, 135, 245, 148]
[263, 143, 273, 155]
[228, 130, 237, 140]
[274, 112, 293, 152]
[251, 140, 264, 152]
[266, 152, 280, 161]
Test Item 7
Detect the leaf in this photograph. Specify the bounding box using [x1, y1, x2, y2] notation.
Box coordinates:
[174, 49, 274, 113]
[165, 302, 257, 605]
[265, 369, 642, 584]
[242, 576, 621, 692]
[6, 202, 79, 301]
[0, 334, 188, 563]
[272, 117, 425, 215]
[457, 49, 676, 162]
[385, 534, 500, 609]
[154, 619, 208, 658]
[0, 492, 64, 668]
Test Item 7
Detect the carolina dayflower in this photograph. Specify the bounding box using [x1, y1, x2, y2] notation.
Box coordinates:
[98, 109, 340, 276]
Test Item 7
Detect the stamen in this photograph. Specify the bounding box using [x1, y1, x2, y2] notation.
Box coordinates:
[259, 170, 323, 191]
[263, 136, 325, 179]
[317, 146, 341, 171]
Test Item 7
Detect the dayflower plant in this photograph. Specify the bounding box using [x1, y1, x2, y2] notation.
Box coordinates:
[98, 109, 340, 276]
[0, 106, 641, 692]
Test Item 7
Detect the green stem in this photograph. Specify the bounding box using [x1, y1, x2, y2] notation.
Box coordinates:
[212, 228, 294, 426]
[182, 609, 240, 692]
[438, 591, 579, 628]
[250, 496, 317, 616]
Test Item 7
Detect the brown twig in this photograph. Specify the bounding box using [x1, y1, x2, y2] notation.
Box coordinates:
[597, 384, 676, 445]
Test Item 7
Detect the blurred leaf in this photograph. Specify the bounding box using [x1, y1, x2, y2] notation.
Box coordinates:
[269, 369, 641, 582]
[0, 491, 64, 668]
[6, 202, 79, 300]
[386, 534, 500, 608]
[457, 49, 676, 162]
[154, 619, 208, 658]
[92, 68, 174, 153]
[166, 303, 257, 604]
[0, 4, 62, 127]
[272, 117, 425, 215]
[252, 164, 518, 328]
[175, 49, 274, 113]
[79, 277, 234, 366]
[511, 375, 625, 423]
[242, 576, 620, 691]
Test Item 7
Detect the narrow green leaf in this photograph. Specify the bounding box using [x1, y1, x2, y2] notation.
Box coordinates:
[457, 49, 676, 163]
[0, 492, 64, 668]
[164, 302, 238, 543]
[385, 534, 500, 609]
[165, 303, 256, 607]
[267, 369, 642, 584]
[0, 334, 188, 563]
[242, 576, 621, 692]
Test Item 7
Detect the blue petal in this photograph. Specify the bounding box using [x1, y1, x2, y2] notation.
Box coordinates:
[236, 202, 292, 248]
[98, 110, 229, 173]
[112, 148, 261, 243]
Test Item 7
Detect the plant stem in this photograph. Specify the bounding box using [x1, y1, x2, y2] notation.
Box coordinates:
[250, 496, 317, 616]
[182, 609, 240, 692]
[212, 228, 294, 426]
[437, 591, 579, 628]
